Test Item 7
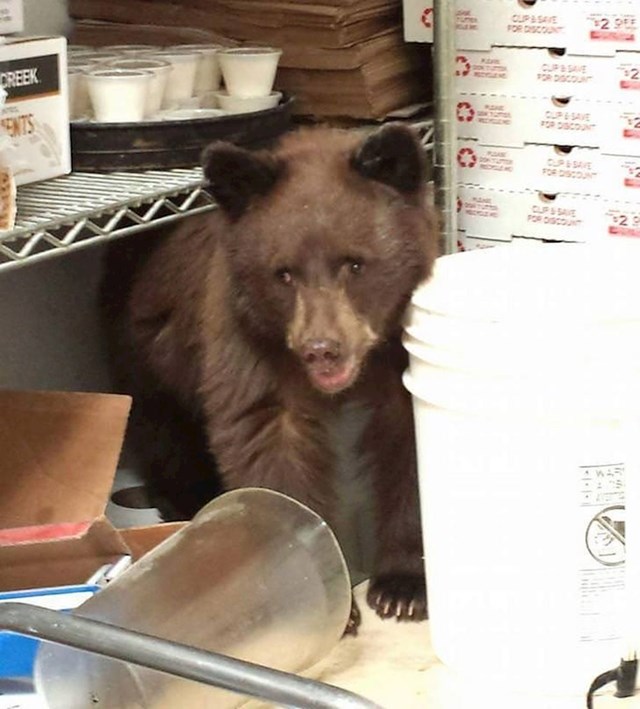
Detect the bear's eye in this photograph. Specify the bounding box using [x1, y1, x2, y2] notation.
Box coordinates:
[345, 257, 365, 275]
[275, 267, 293, 285]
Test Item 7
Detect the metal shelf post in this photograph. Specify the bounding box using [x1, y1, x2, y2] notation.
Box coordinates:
[433, 0, 458, 255]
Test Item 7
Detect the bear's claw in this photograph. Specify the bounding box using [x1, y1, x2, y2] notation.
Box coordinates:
[344, 598, 362, 636]
[366, 574, 427, 621]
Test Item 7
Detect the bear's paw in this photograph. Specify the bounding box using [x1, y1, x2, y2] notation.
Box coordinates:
[366, 574, 428, 622]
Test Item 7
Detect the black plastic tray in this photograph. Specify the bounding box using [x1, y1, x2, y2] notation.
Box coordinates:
[70, 94, 294, 172]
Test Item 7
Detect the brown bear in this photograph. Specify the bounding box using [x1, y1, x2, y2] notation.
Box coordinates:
[100, 123, 438, 627]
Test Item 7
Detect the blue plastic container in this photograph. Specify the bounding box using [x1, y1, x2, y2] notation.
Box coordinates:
[0, 584, 99, 680]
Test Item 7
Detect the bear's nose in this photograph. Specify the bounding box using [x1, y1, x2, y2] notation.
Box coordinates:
[301, 339, 341, 366]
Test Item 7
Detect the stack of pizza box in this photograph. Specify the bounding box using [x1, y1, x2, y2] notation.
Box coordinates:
[403, 0, 640, 249]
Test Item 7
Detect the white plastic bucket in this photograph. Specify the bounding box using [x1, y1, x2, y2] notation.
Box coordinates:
[404, 242, 640, 695]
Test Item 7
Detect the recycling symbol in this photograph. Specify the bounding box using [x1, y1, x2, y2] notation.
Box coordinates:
[457, 147, 477, 168]
[456, 101, 475, 122]
[421, 8, 433, 28]
[456, 56, 471, 77]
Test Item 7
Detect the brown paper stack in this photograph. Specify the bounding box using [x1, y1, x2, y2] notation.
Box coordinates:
[69, 0, 432, 119]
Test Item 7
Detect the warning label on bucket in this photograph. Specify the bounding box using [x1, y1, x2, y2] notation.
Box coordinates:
[586, 505, 625, 566]
[579, 463, 624, 506]
[579, 565, 625, 642]
[579, 463, 625, 642]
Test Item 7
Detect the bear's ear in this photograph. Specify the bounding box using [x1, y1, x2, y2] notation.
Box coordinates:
[350, 123, 426, 194]
[202, 142, 284, 220]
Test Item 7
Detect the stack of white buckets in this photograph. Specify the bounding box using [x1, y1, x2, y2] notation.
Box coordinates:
[403, 242, 640, 701]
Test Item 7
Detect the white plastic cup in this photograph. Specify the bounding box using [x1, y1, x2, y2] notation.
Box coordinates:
[67, 69, 81, 119]
[104, 44, 158, 55]
[86, 68, 154, 123]
[149, 50, 200, 108]
[77, 51, 123, 66]
[173, 43, 223, 94]
[219, 46, 282, 98]
[213, 89, 282, 114]
[199, 90, 219, 108]
[67, 61, 93, 118]
[106, 57, 171, 117]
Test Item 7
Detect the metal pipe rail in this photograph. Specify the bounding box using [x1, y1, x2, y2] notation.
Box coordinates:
[0, 168, 216, 271]
[0, 603, 382, 709]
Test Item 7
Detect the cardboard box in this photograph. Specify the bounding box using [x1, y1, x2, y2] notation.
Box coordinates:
[403, 0, 640, 55]
[457, 232, 544, 251]
[603, 201, 640, 239]
[457, 185, 516, 241]
[457, 140, 640, 199]
[458, 185, 640, 242]
[455, 94, 601, 149]
[606, 104, 640, 157]
[0, 36, 70, 186]
[518, 191, 600, 241]
[572, 3, 640, 55]
[458, 233, 508, 251]
[403, 0, 487, 46]
[455, 48, 640, 100]
[454, 48, 607, 98]
[455, 93, 640, 156]
[0, 390, 185, 681]
[487, 1, 572, 51]
[0, 390, 184, 591]
[402, 0, 435, 43]
[0, 0, 23, 35]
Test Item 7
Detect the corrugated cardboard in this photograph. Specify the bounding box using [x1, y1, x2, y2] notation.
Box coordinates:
[456, 140, 640, 200]
[458, 185, 640, 243]
[0, 390, 183, 593]
[455, 94, 602, 149]
[455, 93, 640, 157]
[69, 19, 236, 50]
[69, 0, 399, 49]
[404, 0, 640, 56]
[453, 48, 608, 99]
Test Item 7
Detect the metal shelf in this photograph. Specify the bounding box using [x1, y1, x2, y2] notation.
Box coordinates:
[0, 117, 433, 273]
[0, 168, 216, 271]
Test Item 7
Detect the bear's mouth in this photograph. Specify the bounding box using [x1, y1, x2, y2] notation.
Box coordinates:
[307, 357, 358, 394]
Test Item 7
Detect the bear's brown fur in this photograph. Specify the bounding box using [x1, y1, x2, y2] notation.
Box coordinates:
[100, 124, 438, 624]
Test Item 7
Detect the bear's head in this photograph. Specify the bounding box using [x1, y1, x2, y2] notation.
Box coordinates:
[202, 124, 438, 395]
